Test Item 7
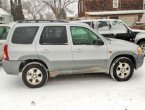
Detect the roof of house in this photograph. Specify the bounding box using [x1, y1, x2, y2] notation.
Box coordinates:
[85, 10, 145, 16]
[0, 8, 11, 17]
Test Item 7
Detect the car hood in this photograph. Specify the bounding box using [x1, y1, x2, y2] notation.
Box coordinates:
[107, 38, 139, 53]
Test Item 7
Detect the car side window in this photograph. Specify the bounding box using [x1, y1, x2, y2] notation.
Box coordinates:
[110, 21, 128, 33]
[70, 26, 103, 45]
[97, 21, 110, 32]
[12, 26, 39, 44]
[0, 26, 10, 40]
[40, 26, 67, 45]
[82, 21, 94, 28]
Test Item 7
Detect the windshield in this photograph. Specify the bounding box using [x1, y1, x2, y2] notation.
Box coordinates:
[0, 26, 10, 40]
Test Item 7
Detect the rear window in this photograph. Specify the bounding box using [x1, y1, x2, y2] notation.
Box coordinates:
[12, 26, 39, 44]
[0, 26, 10, 40]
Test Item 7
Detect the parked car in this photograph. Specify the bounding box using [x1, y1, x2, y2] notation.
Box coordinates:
[74, 19, 145, 55]
[2, 20, 144, 88]
[0, 24, 10, 60]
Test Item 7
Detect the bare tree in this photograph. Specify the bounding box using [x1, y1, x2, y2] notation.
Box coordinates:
[22, 0, 46, 20]
[0, 0, 10, 12]
[42, 0, 76, 20]
[10, 0, 24, 21]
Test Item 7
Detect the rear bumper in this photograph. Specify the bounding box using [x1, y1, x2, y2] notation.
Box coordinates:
[134, 55, 144, 69]
[2, 60, 21, 75]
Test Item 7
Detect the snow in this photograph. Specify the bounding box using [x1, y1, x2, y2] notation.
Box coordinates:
[0, 60, 145, 110]
[0, 8, 11, 16]
[85, 10, 145, 16]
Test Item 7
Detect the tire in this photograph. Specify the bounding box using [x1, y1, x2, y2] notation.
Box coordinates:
[138, 41, 145, 56]
[22, 62, 48, 88]
[110, 57, 134, 81]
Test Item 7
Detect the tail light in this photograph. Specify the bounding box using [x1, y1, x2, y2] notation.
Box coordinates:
[3, 45, 9, 60]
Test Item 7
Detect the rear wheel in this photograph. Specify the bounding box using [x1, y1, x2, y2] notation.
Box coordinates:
[138, 41, 145, 56]
[22, 62, 48, 88]
[110, 57, 134, 81]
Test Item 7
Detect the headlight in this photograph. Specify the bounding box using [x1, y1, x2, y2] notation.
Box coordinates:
[137, 47, 142, 55]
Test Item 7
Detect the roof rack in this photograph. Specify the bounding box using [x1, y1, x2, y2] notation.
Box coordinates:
[18, 20, 68, 23]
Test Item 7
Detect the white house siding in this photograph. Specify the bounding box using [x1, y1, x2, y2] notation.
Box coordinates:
[0, 8, 13, 23]
[119, 15, 138, 26]
[84, 10, 144, 26]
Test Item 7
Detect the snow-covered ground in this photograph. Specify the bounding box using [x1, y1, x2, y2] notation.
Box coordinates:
[0, 60, 145, 110]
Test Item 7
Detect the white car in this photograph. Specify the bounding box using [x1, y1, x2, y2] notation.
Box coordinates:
[74, 19, 145, 55]
[0, 24, 10, 60]
[0, 22, 16, 60]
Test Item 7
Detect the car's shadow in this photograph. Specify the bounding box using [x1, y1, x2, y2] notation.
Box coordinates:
[49, 73, 111, 82]
[3, 68, 143, 89]
[10, 73, 111, 89]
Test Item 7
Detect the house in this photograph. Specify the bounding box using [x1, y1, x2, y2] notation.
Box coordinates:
[78, 0, 144, 26]
[0, 8, 13, 23]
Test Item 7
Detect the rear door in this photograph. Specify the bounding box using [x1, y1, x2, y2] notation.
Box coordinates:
[36, 25, 72, 73]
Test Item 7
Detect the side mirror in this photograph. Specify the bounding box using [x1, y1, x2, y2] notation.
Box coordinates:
[128, 29, 132, 34]
[93, 39, 104, 45]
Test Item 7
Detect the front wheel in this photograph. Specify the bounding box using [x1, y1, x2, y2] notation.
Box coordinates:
[110, 57, 134, 81]
[22, 63, 48, 88]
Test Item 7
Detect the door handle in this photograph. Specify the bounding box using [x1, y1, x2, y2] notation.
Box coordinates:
[74, 49, 84, 52]
[40, 49, 50, 53]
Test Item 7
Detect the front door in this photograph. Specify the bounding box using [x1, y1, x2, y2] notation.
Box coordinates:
[96, 21, 115, 38]
[110, 20, 131, 41]
[70, 26, 108, 73]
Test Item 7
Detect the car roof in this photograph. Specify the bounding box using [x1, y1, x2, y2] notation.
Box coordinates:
[78, 19, 122, 22]
[13, 20, 89, 27]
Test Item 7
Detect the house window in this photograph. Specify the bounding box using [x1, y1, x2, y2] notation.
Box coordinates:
[81, 1, 83, 13]
[113, 0, 119, 8]
[0, 17, 3, 23]
[110, 16, 118, 19]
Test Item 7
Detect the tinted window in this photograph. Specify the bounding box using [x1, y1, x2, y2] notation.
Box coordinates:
[70, 26, 103, 45]
[40, 26, 67, 45]
[12, 26, 39, 44]
[0, 26, 10, 40]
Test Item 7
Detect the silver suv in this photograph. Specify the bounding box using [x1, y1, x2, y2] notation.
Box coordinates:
[2, 20, 144, 88]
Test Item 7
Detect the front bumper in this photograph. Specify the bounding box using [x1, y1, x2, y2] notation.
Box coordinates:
[134, 55, 144, 69]
[2, 60, 21, 75]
